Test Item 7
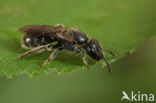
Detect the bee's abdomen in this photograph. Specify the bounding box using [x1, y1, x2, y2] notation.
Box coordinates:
[22, 35, 54, 49]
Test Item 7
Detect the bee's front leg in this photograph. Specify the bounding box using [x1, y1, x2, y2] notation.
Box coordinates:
[82, 49, 90, 69]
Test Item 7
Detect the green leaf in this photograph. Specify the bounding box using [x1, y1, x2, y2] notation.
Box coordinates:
[0, 0, 156, 77]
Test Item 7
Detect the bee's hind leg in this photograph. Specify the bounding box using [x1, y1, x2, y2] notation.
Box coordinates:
[14, 44, 52, 60]
[38, 48, 61, 69]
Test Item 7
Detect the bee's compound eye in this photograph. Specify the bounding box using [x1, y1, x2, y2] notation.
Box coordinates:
[26, 38, 31, 43]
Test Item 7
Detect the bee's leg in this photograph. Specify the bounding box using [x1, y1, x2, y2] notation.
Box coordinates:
[14, 45, 51, 60]
[82, 49, 90, 69]
[38, 48, 60, 69]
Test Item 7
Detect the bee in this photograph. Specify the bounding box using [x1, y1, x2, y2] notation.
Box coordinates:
[14, 24, 115, 73]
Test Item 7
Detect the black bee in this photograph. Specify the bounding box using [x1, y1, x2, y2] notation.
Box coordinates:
[14, 24, 115, 73]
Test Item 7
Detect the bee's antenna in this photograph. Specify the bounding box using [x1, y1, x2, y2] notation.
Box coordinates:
[102, 48, 115, 57]
[103, 55, 111, 74]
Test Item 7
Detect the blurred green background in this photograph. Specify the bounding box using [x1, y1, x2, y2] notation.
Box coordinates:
[0, 37, 156, 103]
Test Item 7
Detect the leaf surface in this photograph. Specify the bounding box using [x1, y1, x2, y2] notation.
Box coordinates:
[0, 0, 156, 77]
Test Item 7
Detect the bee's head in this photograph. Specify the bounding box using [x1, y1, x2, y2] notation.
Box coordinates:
[86, 38, 114, 73]
[86, 39, 103, 61]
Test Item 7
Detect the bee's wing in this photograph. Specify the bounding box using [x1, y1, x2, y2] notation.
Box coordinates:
[19, 25, 63, 36]
[19, 25, 74, 43]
